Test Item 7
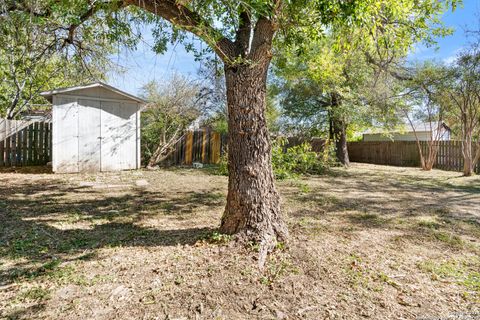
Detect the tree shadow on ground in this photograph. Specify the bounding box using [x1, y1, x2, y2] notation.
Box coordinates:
[2, 302, 46, 320]
[0, 179, 223, 286]
[289, 170, 480, 221]
[283, 169, 480, 253]
[0, 165, 53, 174]
[323, 165, 480, 194]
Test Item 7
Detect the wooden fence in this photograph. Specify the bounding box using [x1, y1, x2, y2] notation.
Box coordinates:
[348, 140, 480, 173]
[164, 130, 227, 165]
[161, 132, 479, 174]
[0, 119, 52, 167]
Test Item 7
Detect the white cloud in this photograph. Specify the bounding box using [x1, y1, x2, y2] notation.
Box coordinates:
[442, 47, 464, 65]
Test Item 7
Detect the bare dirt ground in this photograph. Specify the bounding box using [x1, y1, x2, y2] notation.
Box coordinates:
[0, 163, 479, 320]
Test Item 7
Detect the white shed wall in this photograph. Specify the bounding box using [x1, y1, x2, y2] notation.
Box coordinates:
[52, 95, 79, 173]
[52, 94, 141, 173]
[79, 99, 103, 172]
[100, 101, 138, 171]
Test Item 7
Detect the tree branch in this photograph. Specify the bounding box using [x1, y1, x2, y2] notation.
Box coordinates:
[249, 17, 275, 62]
[125, 0, 235, 62]
[365, 51, 413, 81]
[235, 10, 251, 58]
[64, 3, 98, 45]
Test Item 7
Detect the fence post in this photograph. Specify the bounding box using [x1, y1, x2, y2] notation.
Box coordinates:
[44, 123, 50, 163]
[201, 130, 207, 163]
[5, 121, 11, 167]
[49, 123, 53, 162]
[210, 132, 220, 164]
[22, 127, 28, 166]
[38, 122, 44, 163]
[33, 122, 39, 164]
[0, 120, 4, 166]
[16, 128, 21, 166]
[11, 123, 17, 167]
[185, 131, 193, 165]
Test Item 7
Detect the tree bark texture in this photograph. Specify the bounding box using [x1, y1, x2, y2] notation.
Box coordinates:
[219, 61, 288, 259]
[462, 134, 474, 176]
[413, 134, 438, 171]
[331, 94, 350, 166]
[332, 118, 349, 166]
[424, 141, 439, 171]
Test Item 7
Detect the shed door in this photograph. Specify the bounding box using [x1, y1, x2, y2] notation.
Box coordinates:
[78, 99, 101, 172]
[53, 97, 78, 173]
[100, 101, 138, 171]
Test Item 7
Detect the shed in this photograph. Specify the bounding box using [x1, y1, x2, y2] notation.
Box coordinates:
[41, 82, 145, 173]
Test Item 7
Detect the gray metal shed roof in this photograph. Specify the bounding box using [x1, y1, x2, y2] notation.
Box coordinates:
[40, 82, 147, 104]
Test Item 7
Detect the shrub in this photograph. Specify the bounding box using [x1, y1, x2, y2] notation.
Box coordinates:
[216, 153, 229, 176]
[272, 138, 332, 179]
[215, 138, 336, 179]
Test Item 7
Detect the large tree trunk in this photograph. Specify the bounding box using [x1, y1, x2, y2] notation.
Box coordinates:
[219, 61, 288, 261]
[331, 93, 349, 166]
[462, 135, 474, 176]
[128, 0, 288, 266]
[328, 113, 334, 141]
[332, 118, 349, 166]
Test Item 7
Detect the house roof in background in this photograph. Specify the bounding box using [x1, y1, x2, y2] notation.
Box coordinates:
[410, 121, 451, 132]
[363, 121, 451, 135]
[40, 82, 147, 104]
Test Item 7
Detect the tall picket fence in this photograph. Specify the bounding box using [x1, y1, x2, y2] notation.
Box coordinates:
[348, 140, 480, 173]
[164, 130, 227, 165]
[0, 119, 52, 167]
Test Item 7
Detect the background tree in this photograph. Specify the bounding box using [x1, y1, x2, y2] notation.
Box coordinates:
[395, 62, 450, 171]
[440, 47, 480, 176]
[0, 0, 125, 118]
[271, 0, 454, 166]
[273, 38, 373, 166]
[141, 75, 206, 167]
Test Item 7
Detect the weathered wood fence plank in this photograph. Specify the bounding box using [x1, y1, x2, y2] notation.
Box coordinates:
[0, 121, 4, 166]
[5, 122, 11, 167]
[201, 130, 207, 163]
[164, 129, 227, 166]
[184, 131, 193, 165]
[210, 132, 221, 164]
[0, 119, 52, 167]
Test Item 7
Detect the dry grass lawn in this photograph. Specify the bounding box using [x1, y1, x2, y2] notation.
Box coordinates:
[0, 163, 479, 319]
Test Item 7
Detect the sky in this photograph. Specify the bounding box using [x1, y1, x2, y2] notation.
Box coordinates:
[108, 0, 480, 97]
[107, 32, 205, 96]
[409, 0, 480, 63]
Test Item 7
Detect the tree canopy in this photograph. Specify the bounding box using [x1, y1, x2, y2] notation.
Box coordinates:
[0, 0, 131, 118]
[2, 0, 459, 66]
